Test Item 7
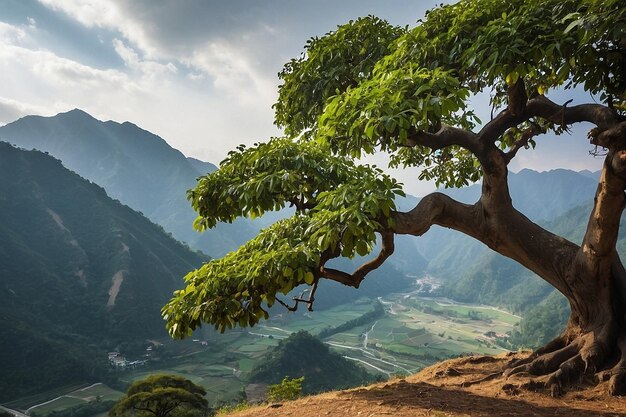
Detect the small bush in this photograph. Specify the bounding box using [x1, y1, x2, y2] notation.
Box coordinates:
[267, 376, 304, 402]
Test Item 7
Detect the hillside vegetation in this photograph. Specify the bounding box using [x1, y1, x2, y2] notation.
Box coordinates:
[250, 331, 377, 395]
[0, 142, 206, 401]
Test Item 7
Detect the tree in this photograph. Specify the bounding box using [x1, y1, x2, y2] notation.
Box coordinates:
[162, 0, 626, 396]
[108, 375, 209, 417]
[267, 377, 304, 402]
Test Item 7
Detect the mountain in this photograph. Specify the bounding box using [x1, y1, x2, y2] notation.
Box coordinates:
[0, 110, 427, 310]
[250, 331, 376, 394]
[0, 142, 207, 401]
[0, 109, 256, 257]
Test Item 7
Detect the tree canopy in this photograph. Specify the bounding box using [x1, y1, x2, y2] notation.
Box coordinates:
[108, 375, 209, 417]
[164, 0, 626, 396]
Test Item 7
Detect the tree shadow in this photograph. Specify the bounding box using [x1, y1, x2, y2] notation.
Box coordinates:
[343, 379, 626, 416]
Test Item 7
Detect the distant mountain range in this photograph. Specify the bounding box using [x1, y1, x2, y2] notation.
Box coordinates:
[0, 142, 207, 401]
[0, 109, 256, 257]
[0, 109, 427, 309]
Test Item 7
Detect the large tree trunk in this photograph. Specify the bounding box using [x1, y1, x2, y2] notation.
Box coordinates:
[505, 149, 626, 395]
[393, 145, 626, 395]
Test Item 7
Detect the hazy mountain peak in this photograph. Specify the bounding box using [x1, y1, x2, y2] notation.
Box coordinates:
[62, 108, 95, 118]
[0, 110, 257, 256]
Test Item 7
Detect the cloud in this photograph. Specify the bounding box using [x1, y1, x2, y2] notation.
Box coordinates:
[0, 21, 28, 44]
[112, 38, 177, 80]
[0, 97, 49, 125]
[37, 0, 278, 106]
[6, 0, 605, 188]
[183, 40, 276, 104]
[37, 0, 157, 56]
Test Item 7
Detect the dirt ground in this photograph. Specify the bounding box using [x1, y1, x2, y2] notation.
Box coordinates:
[228, 352, 626, 417]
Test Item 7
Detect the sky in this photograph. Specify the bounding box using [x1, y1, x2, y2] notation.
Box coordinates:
[0, 0, 606, 196]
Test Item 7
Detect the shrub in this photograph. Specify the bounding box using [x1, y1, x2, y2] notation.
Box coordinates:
[267, 376, 304, 402]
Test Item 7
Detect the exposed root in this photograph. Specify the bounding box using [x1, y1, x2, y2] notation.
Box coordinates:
[607, 334, 626, 395]
[504, 342, 580, 377]
[608, 366, 626, 395]
[503, 326, 624, 397]
[460, 372, 501, 387]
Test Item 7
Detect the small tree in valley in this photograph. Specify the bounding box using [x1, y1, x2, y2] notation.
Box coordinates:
[108, 374, 209, 417]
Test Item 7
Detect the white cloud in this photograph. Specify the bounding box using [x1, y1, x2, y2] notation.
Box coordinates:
[0, 97, 49, 125]
[35, 53, 128, 87]
[37, 0, 277, 106]
[184, 41, 277, 105]
[0, 21, 28, 44]
[37, 0, 157, 56]
[112, 38, 177, 80]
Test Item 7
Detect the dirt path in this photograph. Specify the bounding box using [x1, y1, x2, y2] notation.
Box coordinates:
[228, 352, 626, 417]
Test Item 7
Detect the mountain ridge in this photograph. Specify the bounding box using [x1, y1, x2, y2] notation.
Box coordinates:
[0, 109, 256, 257]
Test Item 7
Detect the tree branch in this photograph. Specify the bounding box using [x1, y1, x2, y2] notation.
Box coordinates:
[591, 121, 626, 149]
[391, 191, 580, 298]
[478, 95, 624, 148]
[319, 228, 395, 288]
[276, 281, 319, 312]
[504, 122, 545, 163]
[405, 125, 480, 153]
[527, 96, 624, 132]
[392, 192, 483, 239]
[507, 78, 528, 117]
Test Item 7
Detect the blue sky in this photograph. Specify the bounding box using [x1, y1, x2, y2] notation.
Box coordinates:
[0, 0, 605, 195]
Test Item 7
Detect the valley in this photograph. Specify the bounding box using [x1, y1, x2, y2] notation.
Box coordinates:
[4, 284, 520, 414]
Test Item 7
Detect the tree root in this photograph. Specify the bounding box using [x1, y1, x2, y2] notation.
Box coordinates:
[460, 372, 501, 387]
[503, 328, 626, 397]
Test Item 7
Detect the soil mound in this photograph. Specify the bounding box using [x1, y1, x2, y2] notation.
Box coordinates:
[229, 352, 626, 416]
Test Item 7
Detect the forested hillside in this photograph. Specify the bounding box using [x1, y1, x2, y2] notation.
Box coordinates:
[0, 142, 206, 401]
[250, 331, 376, 394]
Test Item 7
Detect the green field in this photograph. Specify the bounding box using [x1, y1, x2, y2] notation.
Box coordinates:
[10, 292, 520, 415]
[65, 384, 124, 402]
[22, 384, 124, 416]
